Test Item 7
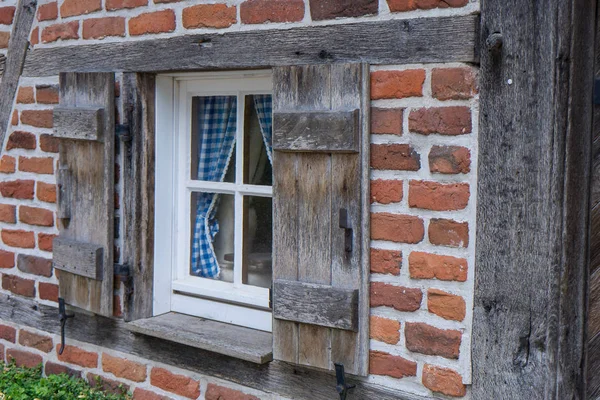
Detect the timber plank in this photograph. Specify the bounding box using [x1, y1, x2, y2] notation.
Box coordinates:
[52, 238, 103, 280]
[22, 16, 479, 77]
[53, 107, 104, 141]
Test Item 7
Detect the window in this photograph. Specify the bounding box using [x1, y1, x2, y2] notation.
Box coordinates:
[154, 71, 273, 332]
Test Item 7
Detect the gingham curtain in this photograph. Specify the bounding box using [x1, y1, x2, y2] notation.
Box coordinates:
[253, 95, 273, 163]
[191, 96, 237, 278]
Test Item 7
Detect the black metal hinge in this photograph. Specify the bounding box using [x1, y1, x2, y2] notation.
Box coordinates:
[594, 78, 600, 105]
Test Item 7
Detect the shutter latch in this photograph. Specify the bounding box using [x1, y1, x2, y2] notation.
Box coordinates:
[58, 298, 74, 355]
[335, 363, 355, 400]
[339, 209, 353, 253]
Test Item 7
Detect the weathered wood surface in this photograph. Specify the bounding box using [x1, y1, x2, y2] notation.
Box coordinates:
[0, 0, 37, 152]
[272, 110, 358, 152]
[56, 166, 72, 220]
[121, 73, 156, 322]
[272, 64, 368, 376]
[0, 293, 427, 400]
[52, 238, 103, 280]
[22, 16, 478, 77]
[56, 73, 115, 317]
[474, 0, 594, 398]
[272, 280, 358, 331]
[127, 312, 272, 364]
[53, 107, 104, 141]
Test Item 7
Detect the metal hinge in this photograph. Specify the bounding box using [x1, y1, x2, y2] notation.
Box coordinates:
[594, 78, 600, 105]
[269, 285, 273, 309]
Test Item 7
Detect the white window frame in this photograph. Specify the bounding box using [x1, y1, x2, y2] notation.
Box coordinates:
[153, 71, 273, 332]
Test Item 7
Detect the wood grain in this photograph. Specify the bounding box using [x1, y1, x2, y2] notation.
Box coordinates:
[52, 237, 103, 280]
[474, 0, 594, 397]
[53, 107, 104, 141]
[22, 16, 478, 77]
[0, 0, 37, 154]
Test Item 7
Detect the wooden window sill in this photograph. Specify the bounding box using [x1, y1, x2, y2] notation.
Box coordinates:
[126, 312, 273, 364]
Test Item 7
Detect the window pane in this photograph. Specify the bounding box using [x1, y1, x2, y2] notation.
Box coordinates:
[190, 192, 234, 283]
[242, 195, 272, 289]
[190, 96, 236, 183]
[243, 95, 272, 186]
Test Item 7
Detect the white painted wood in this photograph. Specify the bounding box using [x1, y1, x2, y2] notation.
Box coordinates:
[184, 181, 272, 197]
[172, 278, 269, 308]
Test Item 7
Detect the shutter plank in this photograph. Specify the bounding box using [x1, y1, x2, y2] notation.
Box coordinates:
[53, 237, 103, 279]
[56, 72, 115, 317]
[53, 107, 104, 141]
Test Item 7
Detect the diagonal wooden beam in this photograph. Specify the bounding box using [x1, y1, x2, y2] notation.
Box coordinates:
[0, 0, 37, 152]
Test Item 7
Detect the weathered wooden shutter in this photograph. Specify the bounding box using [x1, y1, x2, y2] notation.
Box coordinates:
[272, 64, 369, 376]
[52, 72, 115, 317]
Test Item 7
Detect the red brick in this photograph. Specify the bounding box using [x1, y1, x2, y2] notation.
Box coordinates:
[369, 351, 417, 379]
[370, 282, 422, 312]
[0, 32, 9, 49]
[0, 156, 15, 174]
[2, 229, 35, 248]
[41, 21, 79, 43]
[102, 353, 147, 382]
[371, 107, 403, 135]
[0, 204, 16, 224]
[0, 6, 15, 24]
[39, 282, 59, 302]
[429, 145, 471, 174]
[409, 180, 469, 211]
[371, 213, 424, 244]
[240, 0, 304, 24]
[6, 349, 42, 368]
[38, 233, 56, 252]
[19, 156, 55, 175]
[154, 0, 182, 2]
[37, 182, 57, 203]
[11, 110, 18, 126]
[371, 70, 425, 99]
[129, 10, 176, 36]
[427, 289, 466, 322]
[2, 274, 35, 297]
[150, 367, 201, 399]
[0, 343, 3, 360]
[428, 218, 469, 248]
[60, 0, 101, 17]
[0, 324, 16, 342]
[40, 134, 59, 153]
[371, 144, 420, 171]
[45, 361, 81, 377]
[205, 384, 260, 400]
[38, 2, 58, 21]
[16, 87, 34, 104]
[132, 388, 171, 400]
[30, 27, 39, 46]
[87, 373, 130, 396]
[369, 316, 400, 344]
[19, 330, 53, 353]
[309, 0, 377, 20]
[7, 131, 36, 150]
[106, 0, 148, 10]
[432, 67, 478, 101]
[17, 254, 52, 277]
[387, 0, 468, 12]
[370, 179, 403, 204]
[183, 4, 237, 29]
[370, 248, 401, 275]
[36, 85, 59, 104]
[57, 344, 98, 368]
[83, 17, 126, 39]
[409, 106, 472, 136]
[409, 251, 467, 282]
[20, 110, 53, 128]
[423, 364, 466, 397]
[0, 250, 15, 269]
[0, 180, 34, 199]
[113, 295, 122, 317]
[405, 322, 461, 359]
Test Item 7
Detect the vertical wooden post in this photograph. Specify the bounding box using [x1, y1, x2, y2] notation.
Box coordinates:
[474, 0, 595, 398]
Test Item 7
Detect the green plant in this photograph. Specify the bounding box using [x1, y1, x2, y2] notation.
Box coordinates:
[0, 361, 131, 400]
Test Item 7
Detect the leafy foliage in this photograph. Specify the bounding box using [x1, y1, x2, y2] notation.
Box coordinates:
[0, 361, 130, 400]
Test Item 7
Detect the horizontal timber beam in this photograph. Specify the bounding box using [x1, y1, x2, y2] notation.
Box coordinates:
[23, 15, 479, 77]
[0, 294, 426, 400]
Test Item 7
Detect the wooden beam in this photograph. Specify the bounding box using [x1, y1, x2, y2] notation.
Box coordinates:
[0, 0, 37, 151]
[53, 107, 105, 141]
[22, 15, 479, 77]
[0, 293, 426, 400]
[473, 0, 594, 398]
[53, 237, 104, 280]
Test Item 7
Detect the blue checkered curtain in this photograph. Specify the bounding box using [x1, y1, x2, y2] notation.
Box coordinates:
[191, 96, 237, 278]
[253, 95, 273, 164]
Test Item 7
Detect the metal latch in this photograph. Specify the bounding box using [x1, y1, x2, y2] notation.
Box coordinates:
[58, 298, 74, 355]
[335, 363, 355, 400]
[339, 209, 353, 253]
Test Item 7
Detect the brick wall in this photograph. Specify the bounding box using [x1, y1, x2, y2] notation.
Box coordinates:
[0, 0, 479, 399]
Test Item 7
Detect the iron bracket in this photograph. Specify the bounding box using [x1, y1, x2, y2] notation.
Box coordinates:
[58, 298, 74, 355]
[335, 363, 355, 400]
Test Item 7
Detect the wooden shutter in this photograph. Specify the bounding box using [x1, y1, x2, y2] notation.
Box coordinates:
[52, 72, 115, 317]
[272, 64, 369, 376]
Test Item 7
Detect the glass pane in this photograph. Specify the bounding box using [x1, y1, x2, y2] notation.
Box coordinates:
[190, 96, 237, 183]
[190, 192, 234, 283]
[243, 95, 272, 186]
[242, 195, 272, 289]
